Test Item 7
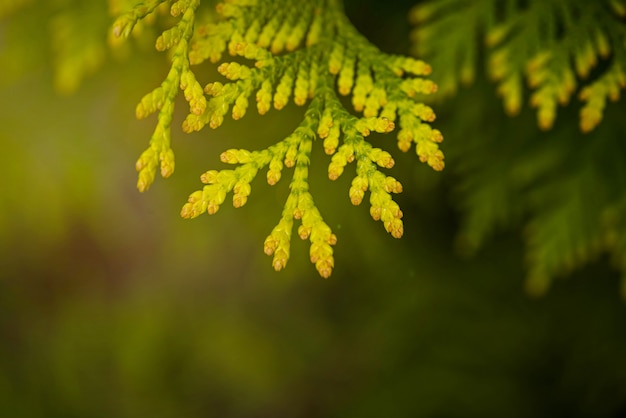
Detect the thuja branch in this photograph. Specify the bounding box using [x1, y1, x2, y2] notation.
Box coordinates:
[112, 0, 444, 278]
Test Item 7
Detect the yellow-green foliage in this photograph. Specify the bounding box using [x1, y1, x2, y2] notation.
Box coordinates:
[113, 0, 443, 278]
[0, 0, 167, 92]
[411, 0, 626, 132]
[4, 0, 626, 295]
[0, 0, 111, 92]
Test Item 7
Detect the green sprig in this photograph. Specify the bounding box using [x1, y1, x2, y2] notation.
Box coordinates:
[114, 0, 443, 277]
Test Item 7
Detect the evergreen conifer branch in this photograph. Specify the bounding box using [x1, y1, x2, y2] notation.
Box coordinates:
[410, 0, 626, 295]
[113, 0, 443, 277]
[410, 0, 626, 132]
[447, 85, 626, 297]
[49, 2, 112, 94]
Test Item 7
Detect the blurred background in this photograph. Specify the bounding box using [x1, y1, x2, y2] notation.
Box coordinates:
[1, 1, 626, 417]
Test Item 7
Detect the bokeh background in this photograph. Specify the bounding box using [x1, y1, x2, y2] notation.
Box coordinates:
[1, 1, 626, 417]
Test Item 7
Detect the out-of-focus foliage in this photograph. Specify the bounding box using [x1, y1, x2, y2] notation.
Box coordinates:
[1, 1, 626, 417]
[411, 0, 626, 132]
[0, 0, 162, 92]
[411, 0, 626, 296]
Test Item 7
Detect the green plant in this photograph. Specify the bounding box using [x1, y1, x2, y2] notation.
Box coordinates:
[2, 0, 626, 295]
[411, 0, 626, 295]
[411, 0, 626, 132]
[111, 0, 443, 278]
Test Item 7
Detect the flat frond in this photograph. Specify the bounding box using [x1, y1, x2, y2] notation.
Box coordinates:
[447, 81, 626, 296]
[113, 0, 443, 278]
[411, 0, 626, 132]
